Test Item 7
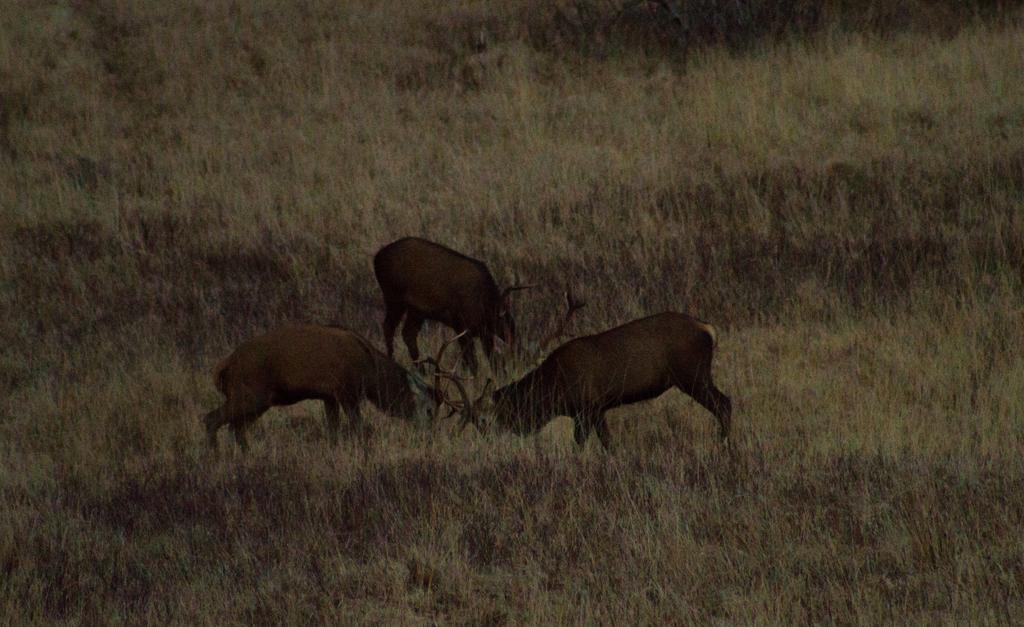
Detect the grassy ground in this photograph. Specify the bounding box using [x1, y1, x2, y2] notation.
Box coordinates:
[2, 1, 1023, 622]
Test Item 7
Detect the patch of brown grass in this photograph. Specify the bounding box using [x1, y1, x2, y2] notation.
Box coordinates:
[2, 1, 1024, 622]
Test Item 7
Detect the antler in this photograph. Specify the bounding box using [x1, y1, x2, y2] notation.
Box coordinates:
[455, 377, 493, 433]
[435, 372, 478, 433]
[500, 272, 537, 300]
[415, 331, 475, 423]
[538, 288, 586, 352]
[501, 284, 537, 300]
[414, 330, 466, 372]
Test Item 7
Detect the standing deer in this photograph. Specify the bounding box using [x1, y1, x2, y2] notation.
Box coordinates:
[201, 324, 469, 451]
[373, 237, 532, 372]
[460, 304, 732, 450]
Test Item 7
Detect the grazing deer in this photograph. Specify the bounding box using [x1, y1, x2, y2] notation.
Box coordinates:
[201, 325, 469, 451]
[459, 300, 732, 450]
[373, 237, 532, 372]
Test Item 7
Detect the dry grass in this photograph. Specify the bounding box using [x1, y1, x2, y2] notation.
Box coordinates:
[2, 0, 1024, 622]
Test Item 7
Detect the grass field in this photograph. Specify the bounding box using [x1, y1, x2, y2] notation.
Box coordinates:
[3, 0, 1024, 622]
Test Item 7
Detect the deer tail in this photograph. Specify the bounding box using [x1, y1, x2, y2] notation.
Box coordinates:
[696, 321, 717, 348]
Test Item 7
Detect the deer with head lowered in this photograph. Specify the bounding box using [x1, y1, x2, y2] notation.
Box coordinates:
[457, 293, 732, 450]
[373, 237, 533, 372]
[201, 325, 470, 451]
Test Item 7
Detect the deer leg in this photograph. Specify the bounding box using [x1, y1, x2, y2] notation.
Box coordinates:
[382, 301, 406, 358]
[343, 403, 363, 435]
[480, 332, 508, 375]
[572, 414, 592, 448]
[230, 422, 250, 453]
[344, 404, 372, 459]
[677, 373, 732, 442]
[202, 397, 268, 451]
[707, 384, 733, 442]
[401, 312, 424, 361]
[323, 398, 341, 447]
[458, 333, 479, 374]
[593, 413, 612, 451]
[480, 332, 495, 360]
[228, 404, 270, 452]
[202, 405, 228, 450]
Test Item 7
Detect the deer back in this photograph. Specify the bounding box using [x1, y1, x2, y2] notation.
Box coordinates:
[518, 312, 717, 410]
[374, 237, 501, 328]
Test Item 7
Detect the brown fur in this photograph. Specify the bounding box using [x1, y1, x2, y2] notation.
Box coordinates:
[488, 312, 732, 449]
[212, 356, 231, 395]
[201, 324, 437, 451]
[373, 237, 523, 372]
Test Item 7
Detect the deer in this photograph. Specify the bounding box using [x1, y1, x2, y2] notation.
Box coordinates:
[200, 324, 470, 451]
[372, 237, 533, 373]
[456, 294, 732, 450]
